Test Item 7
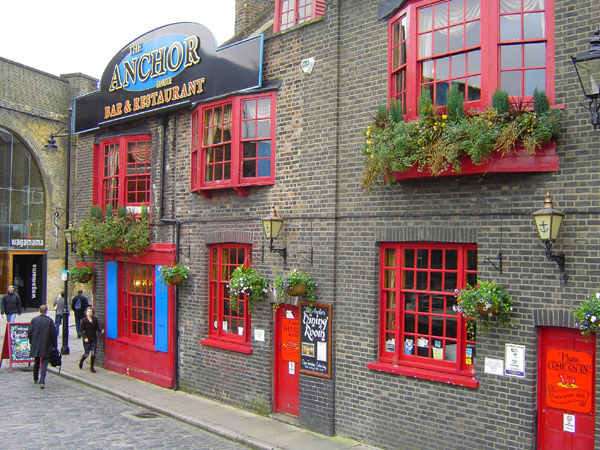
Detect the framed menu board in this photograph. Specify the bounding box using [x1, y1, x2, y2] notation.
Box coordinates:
[300, 303, 331, 378]
[1, 323, 34, 372]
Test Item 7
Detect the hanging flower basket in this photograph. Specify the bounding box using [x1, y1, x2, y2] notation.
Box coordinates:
[69, 265, 93, 284]
[574, 292, 600, 337]
[159, 262, 190, 287]
[286, 284, 307, 297]
[274, 270, 316, 309]
[227, 265, 269, 312]
[167, 274, 184, 285]
[455, 280, 515, 333]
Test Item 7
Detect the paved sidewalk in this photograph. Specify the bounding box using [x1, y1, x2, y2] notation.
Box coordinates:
[2, 311, 378, 450]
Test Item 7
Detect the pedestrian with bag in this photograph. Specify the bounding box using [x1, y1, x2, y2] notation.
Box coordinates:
[71, 289, 89, 338]
[79, 307, 104, 373]
[52, 291, 66, 336]
[28, 305, 57, 389]
[1, 285, 22, 323]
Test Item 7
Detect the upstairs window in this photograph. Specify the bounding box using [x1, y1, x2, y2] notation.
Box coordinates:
[388, 0, 554, 119]
[273, 0, 326, 33]
[191, 93, 276, 197]
[94, 135, 152, 212]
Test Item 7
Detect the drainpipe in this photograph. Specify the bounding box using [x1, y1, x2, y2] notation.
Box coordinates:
[158, 116, 181, 391]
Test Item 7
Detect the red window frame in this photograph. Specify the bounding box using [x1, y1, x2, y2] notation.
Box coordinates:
[93, 135, 152, 212]
[201, 243, 253, 354]
[191, 93, 276, 197]
[273, 0, 326, 33]
[368, 242, 478, 388]
[388, 0, 554, 120]
[119, 262, 155, 347]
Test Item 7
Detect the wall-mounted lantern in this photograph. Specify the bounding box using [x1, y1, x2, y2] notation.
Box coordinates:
[261, 205, 287, 266]
[571, 27, 600, 130]
[532, 193, 567, 284]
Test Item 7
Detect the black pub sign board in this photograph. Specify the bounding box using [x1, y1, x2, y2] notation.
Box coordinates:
[300, 303, 332, 378]
[74, 22, 263, 133]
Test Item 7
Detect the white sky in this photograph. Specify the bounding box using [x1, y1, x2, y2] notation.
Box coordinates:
[1, 0, 235, 80]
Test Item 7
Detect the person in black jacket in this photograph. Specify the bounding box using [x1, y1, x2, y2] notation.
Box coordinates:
[1, 285, 22, 323]
[71, 290, 89, 338]
[79, 307, 104, 373]
[28, 305, 57, 389]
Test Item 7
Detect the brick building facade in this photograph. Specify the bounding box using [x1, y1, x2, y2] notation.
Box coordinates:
[60, 1, 600, 449]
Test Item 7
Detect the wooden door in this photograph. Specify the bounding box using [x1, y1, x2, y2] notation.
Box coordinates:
[274, 303, 299, 415]
[537, 327, 596, 449]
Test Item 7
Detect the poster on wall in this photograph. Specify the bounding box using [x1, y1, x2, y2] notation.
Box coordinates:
[300, 303, 331, 378]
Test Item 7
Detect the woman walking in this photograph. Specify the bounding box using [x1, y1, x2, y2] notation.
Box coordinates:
[79, 307, 104, 373]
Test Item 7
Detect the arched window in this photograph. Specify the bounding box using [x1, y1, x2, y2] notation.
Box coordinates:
[0, 127, 45, 249]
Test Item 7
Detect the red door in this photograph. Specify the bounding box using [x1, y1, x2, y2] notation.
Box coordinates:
[538, 327, 596, 449]
[274, 304, 299, 415]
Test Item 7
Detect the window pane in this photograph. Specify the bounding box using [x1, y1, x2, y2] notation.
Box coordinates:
[524, 42, 546, 67]
[418, 315, 430, 334]
[257, 98, 270, 117]
[467, 75, 481, 101]
[422, 60, 435, 83]
[524, 12, 545, 39]
[501, 44, 522, 69]
[434, 29, 448, 55]
[431, 249, 443, 269]
[404, 249, 414, 267]
[445, 250, 458, 270]
[419, 6, 433, 32]
[431, 295, 445, 314]
[449, 25, 464, 52]
[256, 120, 270, 139]
[435, 83, 450, 106]
[432, 317, 444, 336]
[258, 141, 271, 157]
[525, 69, 545, 95]
[242, 121, 255, 139]
[467, 50, 481, 74]
[467, 249, 478, 271]
[243, 160, 256, 178]
[500, 0, 521, 13]
[430, 272, 442, 291]
[417, 294, 430, 312]
[451, 53, 466, 78]
[417, 272, 428, 290]
[500, 15, 521, 41]
[405, 292, 416, 311]
[446, 318, 457, 338]
[465, 0, 480, 20]
[449, 0, 463, 25]
[405, 314, 416, 333]
[501, 71, 522, 96]
[445, 272, 457, 291]
[465, 20, 480, 47]
[243, 100, 256, 119]
[386, 291, 397, 309]
[419, 33, 432, 58]
[436, 57, 450, 80]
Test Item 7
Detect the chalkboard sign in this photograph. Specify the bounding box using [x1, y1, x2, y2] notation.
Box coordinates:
[1, 323, 34, 372]
[300, 303, 331, 378]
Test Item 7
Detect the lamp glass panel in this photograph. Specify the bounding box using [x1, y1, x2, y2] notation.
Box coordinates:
[534, 213, 552, 241]
[270, 218, 283, 238]
[550, 214, 563, 241]
[574, 58, 600, 97]
[262, 220, 272, 239]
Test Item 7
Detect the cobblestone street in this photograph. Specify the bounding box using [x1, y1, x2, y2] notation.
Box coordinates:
[0, 366, 248, 450]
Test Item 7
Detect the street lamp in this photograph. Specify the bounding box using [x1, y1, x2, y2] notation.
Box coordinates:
[261, 205, 287, 266]
[571, 27, 600, 129]
[44, 106, 73, 355]
[532, 192, 567, 284]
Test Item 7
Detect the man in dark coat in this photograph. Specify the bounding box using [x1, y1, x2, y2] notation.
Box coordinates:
[1, 285, 22, 323]
[71, 290, 89, 338]
[28, 305, 57, 389]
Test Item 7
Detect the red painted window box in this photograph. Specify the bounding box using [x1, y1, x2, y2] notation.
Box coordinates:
[389, 142, 558, 181]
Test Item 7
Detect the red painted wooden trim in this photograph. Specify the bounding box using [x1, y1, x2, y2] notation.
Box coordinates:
[367, 361, 479, 389]
[390, 142, 558, 181]
[201, 338, 253, 354]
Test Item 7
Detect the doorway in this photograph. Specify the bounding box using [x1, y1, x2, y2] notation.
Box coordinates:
[274, 303, 300, 416]
[537, 327, 596, 449]
[11, 253, 45, 309]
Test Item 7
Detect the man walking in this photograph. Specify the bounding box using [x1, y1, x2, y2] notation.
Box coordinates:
[28, 305, 57, 389]
[1, 285, 22, 323]
[71, 290, 89, 338]
[52, 291, 66, 336]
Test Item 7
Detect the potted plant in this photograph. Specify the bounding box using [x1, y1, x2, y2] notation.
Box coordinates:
[227, 265, 269, 311]
[69, 265, 93, 284]
[454, 280, 515, 333]
[274, 269, 316, 307]
[574, 292, 600, 337]
[159, 262, 190, 286]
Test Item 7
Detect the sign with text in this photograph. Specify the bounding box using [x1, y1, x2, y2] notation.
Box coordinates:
[544, 348, 593, 414]
[300, 303, 331, 378]
[1, 323, 34, 372]
[74, 22, 263, 133]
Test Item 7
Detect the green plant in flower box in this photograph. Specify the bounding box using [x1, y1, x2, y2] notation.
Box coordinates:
[362, 89, 562, 189]
[274, 269, 316, 308]
[159, 261, 190, 286]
